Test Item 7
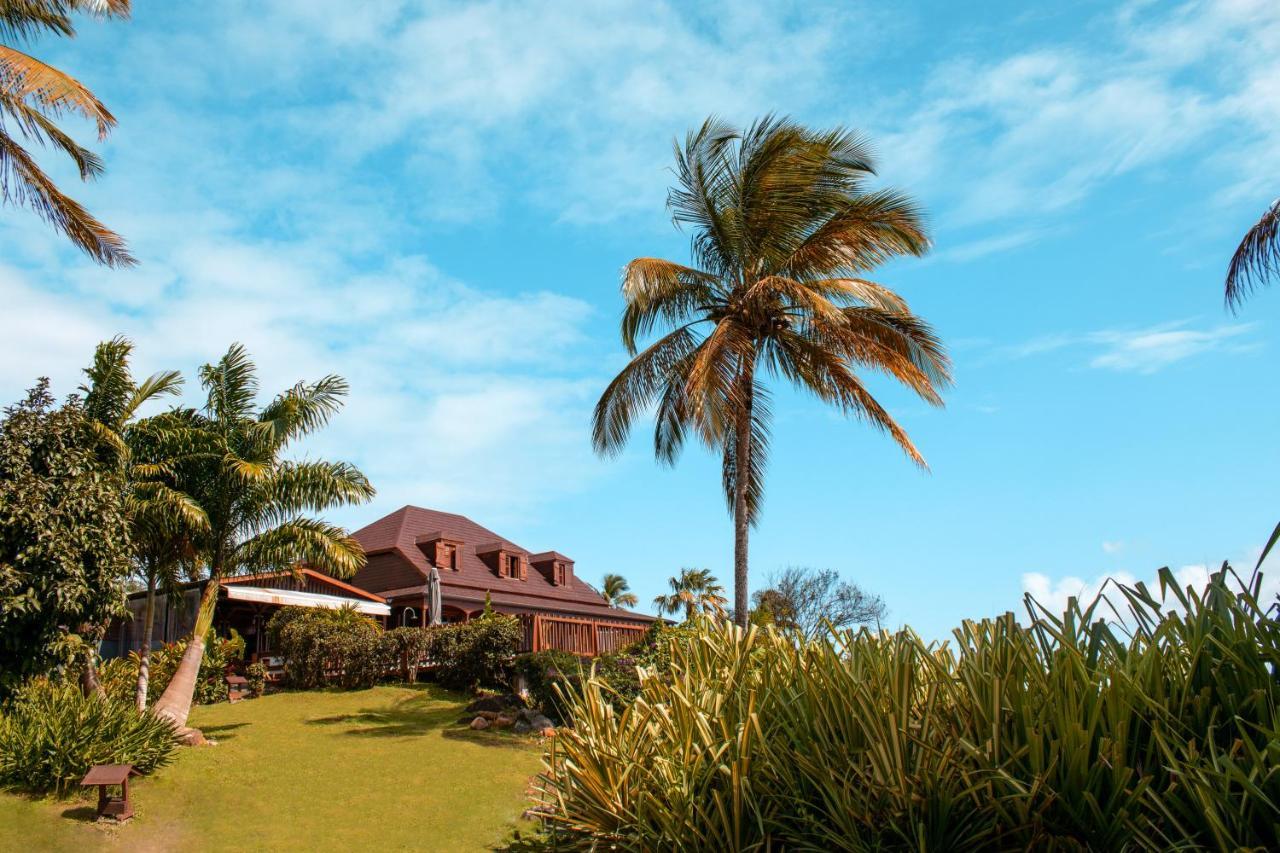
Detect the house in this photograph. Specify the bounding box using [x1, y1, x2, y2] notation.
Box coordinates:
[103, 505, 655, 663]
[102, 568, 392, 661]
[348, 505, 656, 654]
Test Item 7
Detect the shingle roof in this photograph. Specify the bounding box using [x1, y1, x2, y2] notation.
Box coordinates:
[351, 505, 654, 622]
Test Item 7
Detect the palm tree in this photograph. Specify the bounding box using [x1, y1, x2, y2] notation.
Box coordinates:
[653, 568, 727, 622]
[0, 0, 134, 266]
[1225, 199, 1280, 311]
[150, 344, 374, 732]
[600, 573, 638, 609]
[80, 336, 202, 699]
[593, 116, 950, 626]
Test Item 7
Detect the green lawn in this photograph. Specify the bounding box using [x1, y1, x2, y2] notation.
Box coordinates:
[0, 685, 545, 852]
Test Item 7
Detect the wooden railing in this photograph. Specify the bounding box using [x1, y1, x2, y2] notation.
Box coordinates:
[520, 613, 648, 656]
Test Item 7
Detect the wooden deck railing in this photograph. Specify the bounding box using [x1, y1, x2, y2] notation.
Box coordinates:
[520, 613, 648, 656]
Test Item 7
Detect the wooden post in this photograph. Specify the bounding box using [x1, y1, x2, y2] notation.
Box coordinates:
[589, 619, 598, 656]
[531, 614, 541, 652]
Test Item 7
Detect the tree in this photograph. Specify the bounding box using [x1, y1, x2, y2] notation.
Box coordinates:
[1225, 199, 1280, 311]
[150, 344, 374, 732]
[653, 568, 727, 622]
[0, 0, 134, 266]
[78, 336, 210, 708]
[0, 380, 131, 697]
[600, 573, 638, 609]
[593, 116, 950, 627]
[750, 566, 885, 640]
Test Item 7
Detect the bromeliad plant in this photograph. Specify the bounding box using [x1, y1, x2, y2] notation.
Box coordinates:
[535, 566, 1280, 851]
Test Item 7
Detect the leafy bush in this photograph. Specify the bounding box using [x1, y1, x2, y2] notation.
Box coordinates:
[516, 621, 697, 720]
[513, 650, 583, 719]
[384, 627, 431, 683]
[426, 613, 522, 691]
[268, 606, 387, 689]
[0, 678, 177, 795]
[145, 633, 236, 705]
[245, 662, 267, 698]
[537, 567, 1280, 851]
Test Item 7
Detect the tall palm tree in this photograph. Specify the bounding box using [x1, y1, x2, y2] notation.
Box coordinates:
[653, 568, 727, 622]
[80, 336, 202, 699]
[150, 344, 374, 732]
[1225, 199, 1280, 311]
[0, 0, 134, 266]
[594, 117, 951, 626]
[600, 573, 638, 609]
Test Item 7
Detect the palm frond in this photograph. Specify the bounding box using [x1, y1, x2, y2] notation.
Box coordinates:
[0, 94, 103, 178]
[592, 324, 702, 457]
[1225, 199, 1280, 311]
[720, 381, 771, 526]
[620, 258, 721, 353]
[200, 344, 259, 423]
[258, 374, 349, 447]
[0, 129, 133, 265]
[0, 1, 130, 42]
[0, 43, 115, 138]
[231, 517, 366, 579]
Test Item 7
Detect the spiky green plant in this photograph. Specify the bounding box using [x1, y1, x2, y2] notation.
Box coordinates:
[535, 565, 1280, 851]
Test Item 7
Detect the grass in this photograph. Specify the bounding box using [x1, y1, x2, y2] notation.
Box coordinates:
[0, 684, 545, 852]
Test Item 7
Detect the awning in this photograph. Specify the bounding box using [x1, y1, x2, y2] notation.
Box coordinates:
[223, 585, 390, 617]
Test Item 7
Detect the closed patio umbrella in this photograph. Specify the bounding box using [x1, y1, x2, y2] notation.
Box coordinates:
[427, 567, 442, 627]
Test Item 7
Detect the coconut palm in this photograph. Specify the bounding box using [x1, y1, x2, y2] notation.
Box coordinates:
[653, 568, 727, 622]
[600, 573, 638, 609]
[0, 0, 134, 266]
[1225, 199, 1280, 311]
[80, 336, 204, 699]
[593, 116, 950, 626]
[150, 344, 374, 732]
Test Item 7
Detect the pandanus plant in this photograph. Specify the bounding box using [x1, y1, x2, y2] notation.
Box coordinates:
[594, 116, 950, 626]
[149, 345, 374, 731]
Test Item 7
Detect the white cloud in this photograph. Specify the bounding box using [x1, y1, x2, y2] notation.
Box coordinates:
[1004, 320, 1258, 373]
[1102, 540, 1125, 554]
[1021, 558, 1278, 626]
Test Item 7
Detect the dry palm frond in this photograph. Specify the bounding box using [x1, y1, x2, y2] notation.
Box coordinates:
[1225, 199, 1280, 311]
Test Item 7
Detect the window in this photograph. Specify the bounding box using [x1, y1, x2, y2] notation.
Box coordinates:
[506, 554, 520, 578]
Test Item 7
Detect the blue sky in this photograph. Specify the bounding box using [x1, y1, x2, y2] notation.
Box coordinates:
[1, 1, 1277, 639]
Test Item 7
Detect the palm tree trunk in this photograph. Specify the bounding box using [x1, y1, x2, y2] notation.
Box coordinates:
[78, 624, 106, 697]
[732, 365, 755, 629]
[135, 563, 157, 712]
[151, 575, 219, 731]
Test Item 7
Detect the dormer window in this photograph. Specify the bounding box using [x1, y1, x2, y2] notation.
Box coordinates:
[416, 533, 464, 571]
[476, 542, 527, 580]
[531, 552, 573, 586]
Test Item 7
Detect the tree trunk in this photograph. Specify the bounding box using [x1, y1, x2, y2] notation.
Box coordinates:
[151, 576, 219, 730]
[77, 624, 106, 697]
[732, 365, 755, 629]
[135, 565, 157, 712]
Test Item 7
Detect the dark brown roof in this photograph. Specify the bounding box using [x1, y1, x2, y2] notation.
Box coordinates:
[350, 505, 654, 621]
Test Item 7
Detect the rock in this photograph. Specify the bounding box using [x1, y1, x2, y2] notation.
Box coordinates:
[529, 713, 554, 731]
[512, 719, 532, 734]
[473, 710, 501, 721]
[176, 726, 207, 746]
[470, 716, 490, 730]
[493, 713, 516, 728]
[465, 693, 526, 714]
[539, 727, 557, 738]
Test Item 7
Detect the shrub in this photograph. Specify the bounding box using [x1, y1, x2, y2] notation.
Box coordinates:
[268, 606, 388, 690]
[244, 662, 267, 698]
[513, 650, 583, 719]
[426, 613, 522, 691]
[536, 567, 1280, 850]
[0, 678, 178, 795]
[146, 633, 236, 705]
[384, 627, 431, 683]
